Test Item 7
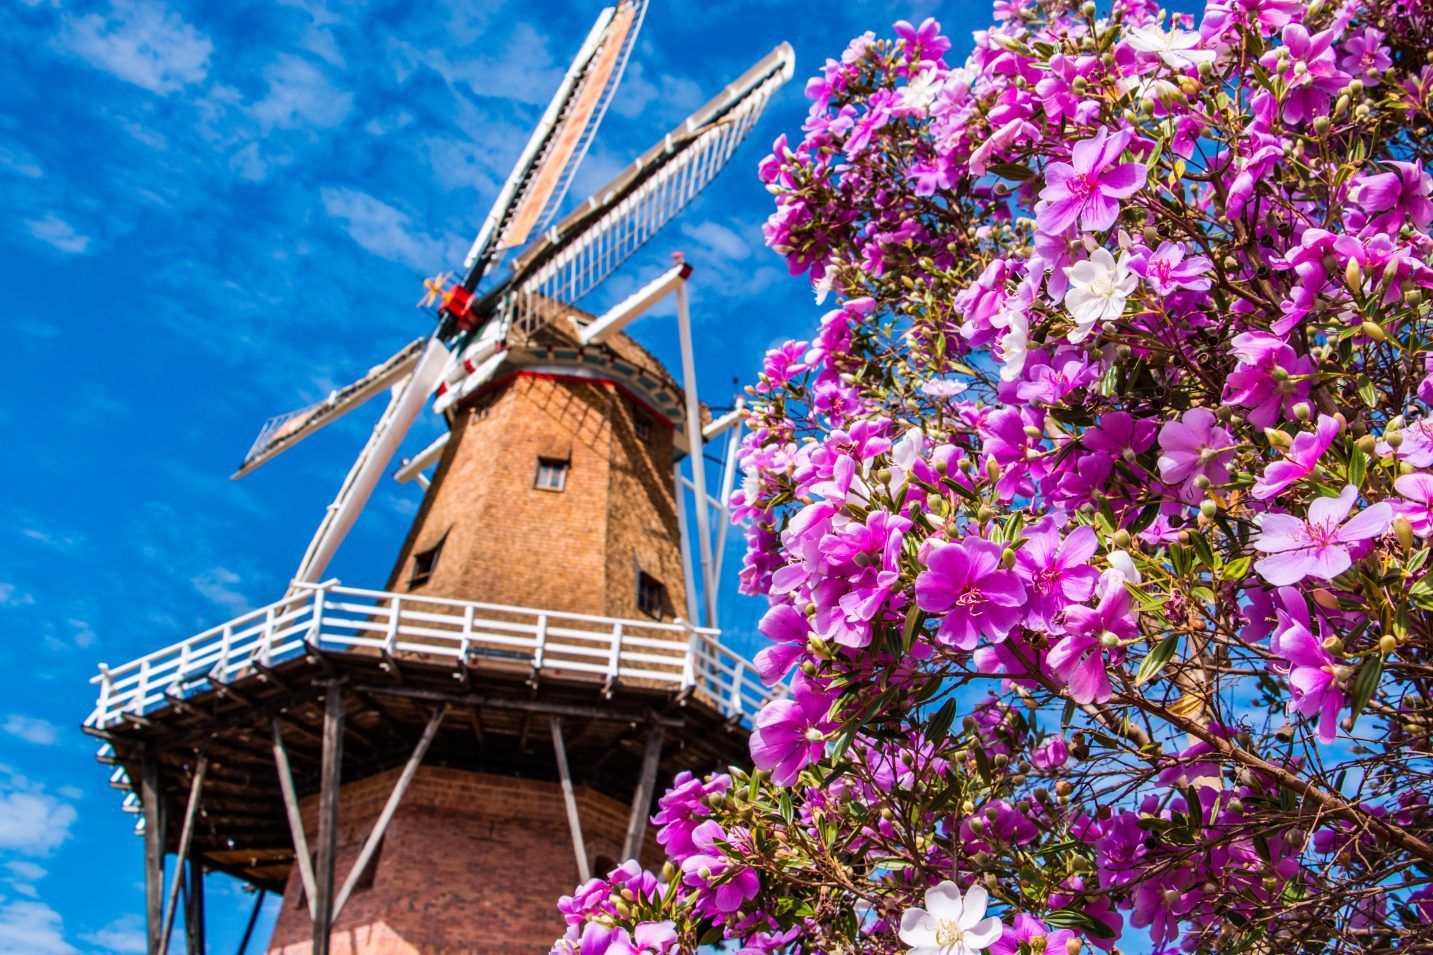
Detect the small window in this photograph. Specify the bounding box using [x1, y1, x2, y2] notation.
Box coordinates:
[353, 836, 383, 892]
[410, 538, 444, 587]
[535, 458, 569, 492]
[633, 409, 653, 444]
[637, 571, 666, 618]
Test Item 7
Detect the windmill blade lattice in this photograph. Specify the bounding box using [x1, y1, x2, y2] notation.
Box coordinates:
[487, 43, 794, 344]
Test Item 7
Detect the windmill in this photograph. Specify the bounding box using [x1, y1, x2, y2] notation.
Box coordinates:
[234, 0, 793, 625]
[83, 8, 795, 955]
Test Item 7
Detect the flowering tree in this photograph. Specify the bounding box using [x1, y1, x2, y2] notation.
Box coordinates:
[553, 0, 1433, 952]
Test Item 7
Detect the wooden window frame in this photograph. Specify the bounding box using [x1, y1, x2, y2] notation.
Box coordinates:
[534, 457, 570, 492]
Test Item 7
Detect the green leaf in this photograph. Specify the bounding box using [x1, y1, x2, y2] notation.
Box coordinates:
[1348, 448, 1367, 489]
[902, 604, 927, 653]
[1348, 653, 1384, 730]
[1187, 531, 1215, 570]
[1136, 633, 1180, 687]
[1221, 555, 1253, 581]
[1410, 575, 1433, 611]
[989, 162, 1036, 181]
[1045, 907, 1116, 939]
[1357, 373, 1377, 407]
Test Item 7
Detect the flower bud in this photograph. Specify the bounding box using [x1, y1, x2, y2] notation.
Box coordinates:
[1380, 635, 1398, 655]
[1055, 780, 1075, 797]
[1066, 940, 1083, 955]
[1322, 635, 1345, 655]
[1387, 430, 1405, 448]
[1313, 115, 1330, 136]
[1312, 589, 1340, 610]
[1200, 499, 1218, 519]
[1395, 514, 1415, 551]
[1361, 320, 1387, 342]
[987, 457, 1002, 483]
[1112, 529, 1131, 549]
[1334, 665, 1354, 683]
[1193, 474, 1211, 489]
[1356, 434, 1377, 453]
[1345, 258, 1363, 289]
[1001, 546, 1017, 569]
[1292, 402, 1312, 421]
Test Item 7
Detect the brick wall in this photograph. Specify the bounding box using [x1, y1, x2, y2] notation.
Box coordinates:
[384, 340, 689, 623]
[267, 767, 660, 955]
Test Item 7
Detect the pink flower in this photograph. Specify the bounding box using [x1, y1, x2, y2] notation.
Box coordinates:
[750, 678, 837, 786]
[916, 538, 1027, 649]
[1394, 472, 1433, 537]
[1014, 522, 1100, 633]
[989, 914, 1077, 955]
[1352, 161, 1433, 233]
[1048, 578, 1136, 704]
[1222, 332, 1315, 429]
[1253, 485, 1393, 585]
[1156, 408, 1235, 504]
[1269, 587, 1347, 744]
[1128, 241, 1213, 295]
[1037, 128, 1148, 234]
[1251, 414, 1341, 500]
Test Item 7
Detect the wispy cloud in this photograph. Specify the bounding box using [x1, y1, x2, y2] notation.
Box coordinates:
[0, 900, 76, 955]
[57, 0, 213, 95]
[79, 915, 145, 955]
[320, 186, 455, 272]
[0, 771, 75, 857]
[249, 54, 353, 131]
[189, 566, 252, 616]
[24, 214, 90, 255]
[2, 716, 60, 747]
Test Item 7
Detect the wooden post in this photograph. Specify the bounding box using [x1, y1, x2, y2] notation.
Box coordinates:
[159, 753, 208, 955]
[185, 859, 205, 955]
[549, 717, 590, 882]
[235, 889, 266, 955]
[141, 753, 164, 955]
[270, 722, 317, 919]
[332, 705, 447, 920]
[622, 724, 664, 862]
[313, 682, 346, 955]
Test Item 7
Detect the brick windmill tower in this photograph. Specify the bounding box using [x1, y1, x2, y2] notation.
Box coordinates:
[83, 9, 794, 955]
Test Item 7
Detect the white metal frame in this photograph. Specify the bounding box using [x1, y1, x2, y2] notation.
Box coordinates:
[86, 581, 777, 733]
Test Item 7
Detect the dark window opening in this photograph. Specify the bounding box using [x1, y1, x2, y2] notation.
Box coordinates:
[637, 571, 666, 618]
[353, 836, 384, 892]
[535, 457, 569, 492]
[633, 409, 653, 444]
[410, 537, 444, 587]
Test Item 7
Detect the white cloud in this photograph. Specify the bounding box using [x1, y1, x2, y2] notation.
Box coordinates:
[58, 0, 213, 95]
[0, 786, 77, 856]
[249, 55, 353, 131]
[0, 144, 43, 179]
[0, 900, 76, 955]
[681, 220, 753, 262]
[0, 584, 34, 608]
[2, 716, 60, 747]
[320, 186, 452, 272]
[190, 567, 250, 616]
[79, 915, 145, 955]
[3, 863, 46, 883]
[25, 214, 91, 255]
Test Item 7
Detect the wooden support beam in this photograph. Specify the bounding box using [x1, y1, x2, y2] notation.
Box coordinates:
[332, 705, 446, 920]
[270, 722, 318, 920]
[312, 683, 345, 955]
[185, 859, 205, 955]
[622, 724, 664, 862]
[142, 753, 164, 955]
[549, 717, 590, 883]
[349, 682, 684, 728]
[159, 754, 209, 955]
[235, 889, 266, 955]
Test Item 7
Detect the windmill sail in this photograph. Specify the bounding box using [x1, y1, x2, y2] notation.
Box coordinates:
[478, 42, 795, 345]
[233, 338, 426, 478]
[461, 0, 647, 283]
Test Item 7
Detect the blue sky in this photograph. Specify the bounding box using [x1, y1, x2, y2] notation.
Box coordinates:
[0, 0, 1001, 951]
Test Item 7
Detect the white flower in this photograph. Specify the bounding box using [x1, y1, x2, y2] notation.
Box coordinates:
[899, 66, 943, 113]
[1063, 248, 1136, 343]
[1126, 25, 1217, 70]
[899, 882, 1002, 955]
[998, 310, 1029, 382]
[812, 268, 834, 305]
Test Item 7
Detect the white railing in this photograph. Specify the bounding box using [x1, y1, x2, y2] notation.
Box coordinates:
[87, 581, 777, 729]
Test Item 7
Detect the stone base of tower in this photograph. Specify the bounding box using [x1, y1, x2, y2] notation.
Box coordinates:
[267, 766, 658, 955]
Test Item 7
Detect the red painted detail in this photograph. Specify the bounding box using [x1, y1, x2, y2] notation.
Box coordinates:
[436, 381, 448, 397]
[440, 285, 480, 332]
[677, 262, 693, 280]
